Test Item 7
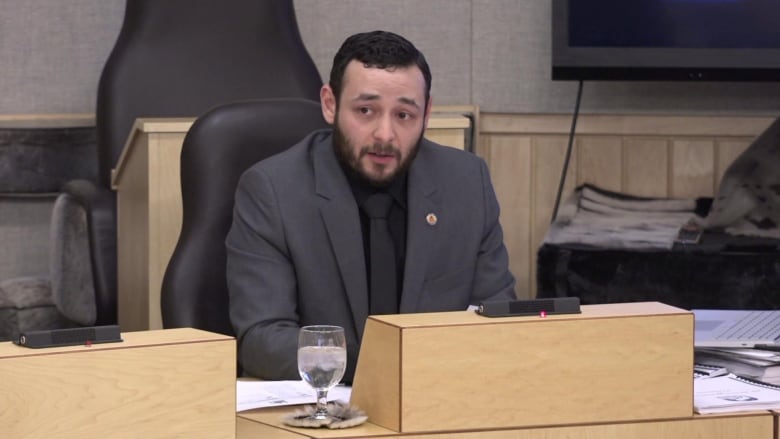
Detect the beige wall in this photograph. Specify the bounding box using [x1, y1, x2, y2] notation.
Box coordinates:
[2, 0, 780, 115]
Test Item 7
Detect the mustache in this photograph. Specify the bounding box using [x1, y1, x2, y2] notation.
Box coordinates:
[360, 143, 399, 158]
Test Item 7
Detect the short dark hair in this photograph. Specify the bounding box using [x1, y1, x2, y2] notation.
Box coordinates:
[328, 30, 432, 106]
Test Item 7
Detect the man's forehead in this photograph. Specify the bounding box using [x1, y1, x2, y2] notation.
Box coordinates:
[342, 61, 425, 101]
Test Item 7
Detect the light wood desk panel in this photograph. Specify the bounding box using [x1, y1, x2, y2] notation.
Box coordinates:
[0, 328, 235, 438]
[352, 303, 692, 432]
[111, 110, 471, 331]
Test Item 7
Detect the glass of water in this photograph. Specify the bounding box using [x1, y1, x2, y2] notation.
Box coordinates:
[298, 325, 347, 420]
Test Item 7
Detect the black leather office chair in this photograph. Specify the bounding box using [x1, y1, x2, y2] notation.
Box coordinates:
[57, 0, 322, 326]
[161, 98, 329, 336]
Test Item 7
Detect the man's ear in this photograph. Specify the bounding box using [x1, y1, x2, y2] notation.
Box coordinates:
[422, 96, 433, 131]
[320, 85, 337, 124]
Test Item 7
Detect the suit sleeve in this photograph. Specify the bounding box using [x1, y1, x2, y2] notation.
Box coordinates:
[226, 167, 300, 379]
[471, 159, 517, 303]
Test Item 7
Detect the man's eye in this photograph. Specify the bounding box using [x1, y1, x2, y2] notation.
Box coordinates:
[359, 107, 371, 114]
[398, 112, 411, 120]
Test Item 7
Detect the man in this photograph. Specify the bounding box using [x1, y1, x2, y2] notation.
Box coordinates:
[227, 30, 515, 381]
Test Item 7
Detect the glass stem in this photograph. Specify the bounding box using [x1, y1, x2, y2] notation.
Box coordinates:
[315, 389, 329, 418]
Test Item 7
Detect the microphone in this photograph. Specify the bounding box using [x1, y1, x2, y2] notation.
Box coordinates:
[477, 297, 581, 318]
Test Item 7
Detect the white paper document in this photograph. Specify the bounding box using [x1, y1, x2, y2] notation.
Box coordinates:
[694, 373, 780, 414]
[236, 379, 352, 412]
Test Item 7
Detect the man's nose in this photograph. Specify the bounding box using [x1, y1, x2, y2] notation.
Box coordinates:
[372, 115, 395, 143]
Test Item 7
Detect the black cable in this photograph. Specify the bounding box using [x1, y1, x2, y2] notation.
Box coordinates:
[550, 80, 583, 224]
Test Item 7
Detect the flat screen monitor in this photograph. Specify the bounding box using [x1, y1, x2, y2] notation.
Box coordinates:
[552, 0, 780, 81]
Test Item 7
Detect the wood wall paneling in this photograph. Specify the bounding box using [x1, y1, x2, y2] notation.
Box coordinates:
[623, 138, 670, 197]
[486, 135, 532, 299]
[577, 136, 623, 189]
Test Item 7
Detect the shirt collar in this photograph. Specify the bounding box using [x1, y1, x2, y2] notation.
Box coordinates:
[345, 167, 408, 210]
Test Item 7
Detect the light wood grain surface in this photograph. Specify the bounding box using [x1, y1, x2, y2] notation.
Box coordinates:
[350, 303, 693, 433]
[1, 328, 236, 438]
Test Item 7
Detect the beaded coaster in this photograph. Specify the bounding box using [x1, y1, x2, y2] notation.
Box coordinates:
[280, 401, 368, 429]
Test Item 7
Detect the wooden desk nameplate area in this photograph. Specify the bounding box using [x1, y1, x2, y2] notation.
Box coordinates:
[352, 302, 693, 433]
[0, 328, 236, 438]
[111, 110, 471, 332]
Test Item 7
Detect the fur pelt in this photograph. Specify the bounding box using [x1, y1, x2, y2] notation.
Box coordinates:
[280, 401, 368, 429]
[703, 117, 780, 239]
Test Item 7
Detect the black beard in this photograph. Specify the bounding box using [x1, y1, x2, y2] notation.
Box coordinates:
[332, 120, 422, 188]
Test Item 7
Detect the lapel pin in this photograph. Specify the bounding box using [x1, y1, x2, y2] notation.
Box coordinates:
[426, 213, 437, 226]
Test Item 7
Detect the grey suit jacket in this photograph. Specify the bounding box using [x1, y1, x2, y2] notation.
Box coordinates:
[227, 129, 515, 381]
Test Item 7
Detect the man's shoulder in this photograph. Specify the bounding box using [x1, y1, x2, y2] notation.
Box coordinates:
[247, 128, 332, 173]
[418, 138, 485, 172]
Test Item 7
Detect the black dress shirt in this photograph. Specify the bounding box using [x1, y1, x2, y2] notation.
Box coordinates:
[344, 170, 408, 311]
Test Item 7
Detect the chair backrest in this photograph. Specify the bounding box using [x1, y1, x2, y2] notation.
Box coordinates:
[160, 98, 329, 336]
[96, 0, 321, 188]
[87, 0, 321, 327]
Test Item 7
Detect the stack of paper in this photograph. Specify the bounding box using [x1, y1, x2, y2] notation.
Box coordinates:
[236, 380, 352, 412]
[695, 347, 780, 384]
[694, 373, 780, 414]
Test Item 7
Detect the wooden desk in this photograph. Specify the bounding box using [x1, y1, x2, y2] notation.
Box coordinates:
[236, 407, 774, 438]
[352, 303, 693, 432]
[230, 303, 770, 438]
[111, 110, 472, 331]
[0, 328, 236, 438]
[0, 113, 94, 128]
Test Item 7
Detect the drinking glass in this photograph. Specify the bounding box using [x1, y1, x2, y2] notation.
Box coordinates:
[297, 325, 347, 420]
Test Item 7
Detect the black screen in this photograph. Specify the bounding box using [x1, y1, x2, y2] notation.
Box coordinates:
[552, 0, 780, 81]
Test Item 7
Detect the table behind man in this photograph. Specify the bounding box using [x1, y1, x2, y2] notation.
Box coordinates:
[226, 30, 516, 382]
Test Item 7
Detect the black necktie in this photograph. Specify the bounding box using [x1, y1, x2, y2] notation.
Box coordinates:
[362, 192, 398, 315]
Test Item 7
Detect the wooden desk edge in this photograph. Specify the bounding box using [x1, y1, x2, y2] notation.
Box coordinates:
[109, 110, 472, 189]
[0, 327, 233, 359]
[237, 407, 774, 438]
[111, 117, 195, 188]
[368, 301, 692, 329]
[0, 113, 95, 128]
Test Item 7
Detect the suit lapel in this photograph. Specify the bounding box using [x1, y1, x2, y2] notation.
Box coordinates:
[312, 136, 369, 338]
[400, 144, 440, 312]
